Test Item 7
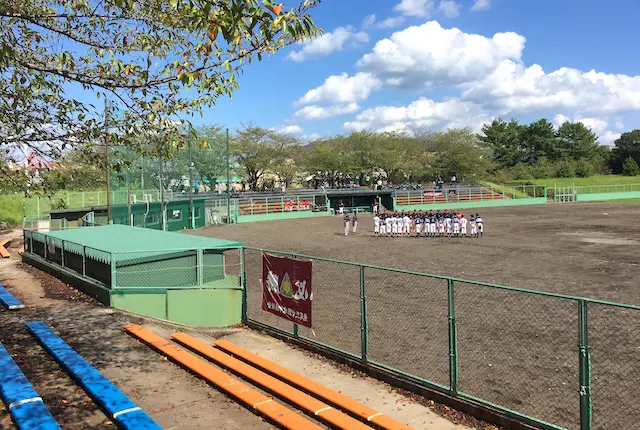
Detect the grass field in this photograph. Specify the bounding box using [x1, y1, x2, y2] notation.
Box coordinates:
[604, 198, 640, 205]
[507, 174, 640, 187]
[0, 189, 161, 226]
[479, 181, 536, 198]
[0, 194, 25, 226]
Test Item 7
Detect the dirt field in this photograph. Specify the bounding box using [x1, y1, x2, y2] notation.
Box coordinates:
[196, 202, 640, 430]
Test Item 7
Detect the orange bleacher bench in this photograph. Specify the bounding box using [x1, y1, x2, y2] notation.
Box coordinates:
[172, 332, 374, 430]
[0, 240, 10, 258]
[215, 339, 414, 430]
[124, 324, 323, 430]
[239, 200, 315, 216]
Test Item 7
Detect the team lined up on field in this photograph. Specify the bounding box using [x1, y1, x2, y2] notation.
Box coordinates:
[365, 211, 484, 237]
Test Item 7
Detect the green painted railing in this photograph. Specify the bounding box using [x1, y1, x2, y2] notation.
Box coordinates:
[242, 246, 640, 430]
[395, 185, 546, 206]
[553, 183, 640, 195]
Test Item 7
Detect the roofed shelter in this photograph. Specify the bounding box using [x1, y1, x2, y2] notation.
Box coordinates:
[22, 225, 244, 327]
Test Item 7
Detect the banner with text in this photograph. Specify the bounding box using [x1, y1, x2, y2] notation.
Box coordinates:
[262, 252, 312, 328]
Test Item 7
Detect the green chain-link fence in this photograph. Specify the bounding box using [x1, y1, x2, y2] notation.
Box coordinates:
[242, 247, 640, 430]
[23, 227, 242, 291]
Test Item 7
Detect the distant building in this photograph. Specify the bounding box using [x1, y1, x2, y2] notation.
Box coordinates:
[23, 152, 53, 177]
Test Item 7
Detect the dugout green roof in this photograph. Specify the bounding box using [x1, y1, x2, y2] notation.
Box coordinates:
[42, 224, 243, 254]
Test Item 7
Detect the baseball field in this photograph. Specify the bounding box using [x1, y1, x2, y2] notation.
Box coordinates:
[196, 201, 640, 430]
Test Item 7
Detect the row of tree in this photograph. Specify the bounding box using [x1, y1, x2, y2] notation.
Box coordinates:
[5, 121, 640, 196]
[228, 121, 640, 186]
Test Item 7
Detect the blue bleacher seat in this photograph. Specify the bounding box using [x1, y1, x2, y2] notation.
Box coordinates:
[26, 322, 162, 430]
[0, 341, 61, 430]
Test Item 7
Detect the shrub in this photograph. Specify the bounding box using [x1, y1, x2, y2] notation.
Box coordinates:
[574, 159, 594, 178]
[531, 157, 554, 179]
[512, 163, 533, 180]
[622, 156, 640, 176]
[555, 160, 576, 178]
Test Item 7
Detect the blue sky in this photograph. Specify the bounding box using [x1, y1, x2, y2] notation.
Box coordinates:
[196, 0, 640, 145]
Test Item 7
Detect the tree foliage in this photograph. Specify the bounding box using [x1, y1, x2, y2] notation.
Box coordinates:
[185, 125, 227, 185]
[231, 124, 286, 190]
[229, 128, 493, 189]
[480, 118, 603, 167]
[479, 117, 611, 179]
[0, 0, 321, 170]
[611, 130, 640, 174]
[622, 156, 640, 176]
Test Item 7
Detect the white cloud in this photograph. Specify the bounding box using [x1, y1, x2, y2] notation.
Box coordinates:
[362, 14, 376, 29]
[295, 103, 360, 120]
[344, 97, 491, 133]
[294, 21, 640, 138]
[356, 21, 526, 89]
[462, 60, 640, 115]
[470, 0, 491, 11]
[287, 26, 369, 62]
[352, 31, 370, 43]
[600, 131, 621, 146]
[439, 0, 460, 18]
[394, 0, 436, 18]
[552, 113, 570, 127]
[276, 125, 304, 135]
[552, 114, 609, 134]
[378, 17, 406, 28]
[576, 118, 609, 134]
[295, 73, 382, 105]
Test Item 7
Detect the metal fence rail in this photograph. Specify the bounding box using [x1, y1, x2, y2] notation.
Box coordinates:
[394, 184, 546, 206]
[233, 193, 328, 217]
[241, 246, 640, 430]
[571, 184, 640, 194]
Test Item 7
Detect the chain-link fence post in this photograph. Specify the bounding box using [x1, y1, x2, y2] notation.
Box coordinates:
[579, 299, 592, 430]
[241, 247, 248, 323]
[196, 249, 203, 287]
[360, 265, 369, 362]
[110, 253, 116, 289]
[60, 240, 65, 268]
[82, 246, 86, 276]
[448, 278, 458, 393]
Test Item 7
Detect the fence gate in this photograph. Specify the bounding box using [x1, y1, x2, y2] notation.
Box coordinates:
[554, 187, 576, 203]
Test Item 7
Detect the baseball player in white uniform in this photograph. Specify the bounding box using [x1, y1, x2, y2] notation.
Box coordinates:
[373, 213, 380, 236]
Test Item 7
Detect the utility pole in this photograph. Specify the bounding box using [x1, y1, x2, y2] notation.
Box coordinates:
[104, 98, 111, 223]
[226, 128, 231, 224]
